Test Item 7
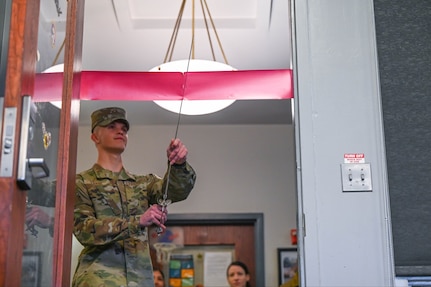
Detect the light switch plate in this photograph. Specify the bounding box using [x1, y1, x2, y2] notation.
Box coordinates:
[341, 163, 372, 192]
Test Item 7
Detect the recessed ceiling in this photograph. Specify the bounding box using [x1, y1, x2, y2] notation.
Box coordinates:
[37, 0, 293, 125]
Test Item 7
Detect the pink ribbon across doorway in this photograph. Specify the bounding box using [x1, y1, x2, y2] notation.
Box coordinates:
[34, 69, 293, 102]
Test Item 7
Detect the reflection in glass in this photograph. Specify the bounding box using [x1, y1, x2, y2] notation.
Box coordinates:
[22, 102, 60, 287]
[21, 0, 67, 286]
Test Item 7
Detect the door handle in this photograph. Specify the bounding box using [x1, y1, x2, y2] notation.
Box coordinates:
[17, 95, 50, 190]
[27, 158, 50, 179]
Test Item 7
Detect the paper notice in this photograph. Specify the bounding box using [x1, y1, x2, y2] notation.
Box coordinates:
[203, 251, 232, 287]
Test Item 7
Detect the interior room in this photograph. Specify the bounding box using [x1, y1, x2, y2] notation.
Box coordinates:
[12, 0, 430, 286]
[31, 0, 297, 286]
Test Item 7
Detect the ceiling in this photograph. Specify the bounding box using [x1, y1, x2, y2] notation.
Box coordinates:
[37, 0, 293, 126]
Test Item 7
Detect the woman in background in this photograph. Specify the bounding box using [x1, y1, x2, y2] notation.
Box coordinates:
[153, 268, 165, 287]
[226, 261, 251, 287]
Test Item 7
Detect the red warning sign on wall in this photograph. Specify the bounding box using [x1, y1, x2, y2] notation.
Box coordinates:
[344, 153, 365, 163]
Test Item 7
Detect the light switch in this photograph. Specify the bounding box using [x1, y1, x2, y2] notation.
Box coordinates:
[341, 163, 372, 192]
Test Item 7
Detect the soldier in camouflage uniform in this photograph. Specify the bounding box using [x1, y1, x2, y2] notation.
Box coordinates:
[72, 107, 196, 287]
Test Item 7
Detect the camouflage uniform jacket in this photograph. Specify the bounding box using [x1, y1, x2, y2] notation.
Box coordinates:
[72, 162, 196, 287]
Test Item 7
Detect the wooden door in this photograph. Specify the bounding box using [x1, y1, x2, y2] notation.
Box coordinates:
[0, 0, 84, 286]
[181, 224, 256, 286]
[152, 213, 265, 287]
[0, 1, 43, 285]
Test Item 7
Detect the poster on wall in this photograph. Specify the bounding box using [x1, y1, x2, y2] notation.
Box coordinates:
[278, 248, 298, 286]
[169, 254, 194, 287]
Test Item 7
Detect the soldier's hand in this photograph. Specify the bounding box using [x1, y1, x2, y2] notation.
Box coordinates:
[167, 138, 188, 165]
[139, 204, 168, 230]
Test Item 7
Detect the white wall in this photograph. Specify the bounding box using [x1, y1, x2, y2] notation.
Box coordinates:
[72, 123, 297, 287]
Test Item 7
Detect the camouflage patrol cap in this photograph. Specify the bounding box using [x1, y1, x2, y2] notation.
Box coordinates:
[91, 107, 130, 132]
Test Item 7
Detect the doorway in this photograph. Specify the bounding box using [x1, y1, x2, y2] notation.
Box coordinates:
[154, 213, 265, 287]
[75, 107, 296, 286]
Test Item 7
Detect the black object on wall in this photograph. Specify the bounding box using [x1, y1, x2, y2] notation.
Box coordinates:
[0, 0, 12, 98]
[374, 0, 431, 276]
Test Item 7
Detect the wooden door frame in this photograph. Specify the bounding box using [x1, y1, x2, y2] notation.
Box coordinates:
[0, 0, 42, 285]
[0, 0, 12, 98]
[0, 0, 83, 285]
[167, 213, 265, 287]
[52, 0, 84, 285]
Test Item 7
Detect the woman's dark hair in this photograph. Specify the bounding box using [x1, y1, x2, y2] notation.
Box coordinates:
[226, 261, 251, 287]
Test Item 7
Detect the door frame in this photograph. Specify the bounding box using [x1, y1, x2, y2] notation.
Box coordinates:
[0, 0, 12, 100]
[167, 212, 265, 287]
[0, 0, 83, 285]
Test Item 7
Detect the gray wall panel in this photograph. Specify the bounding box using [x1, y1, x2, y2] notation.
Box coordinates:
[374, 0, 431, 275]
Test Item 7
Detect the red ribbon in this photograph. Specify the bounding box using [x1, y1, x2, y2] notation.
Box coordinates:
[34, 69, 293, 102]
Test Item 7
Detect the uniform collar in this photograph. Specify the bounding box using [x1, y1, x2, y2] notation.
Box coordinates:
[92, 163, 136, 181]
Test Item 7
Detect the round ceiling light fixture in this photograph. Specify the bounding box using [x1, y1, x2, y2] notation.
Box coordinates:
[150, 59, 236, 115]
